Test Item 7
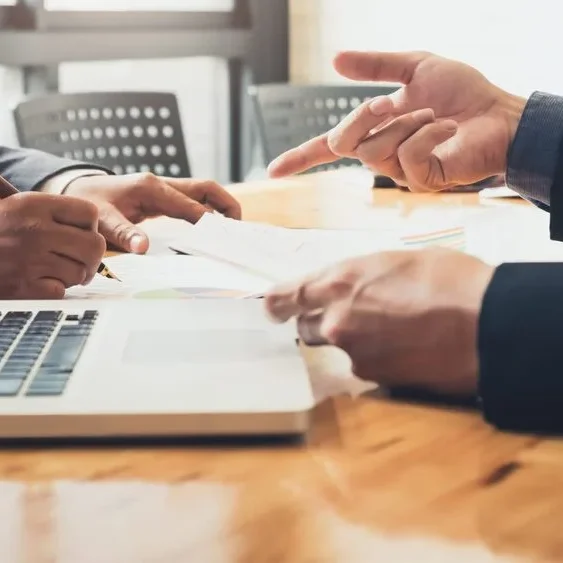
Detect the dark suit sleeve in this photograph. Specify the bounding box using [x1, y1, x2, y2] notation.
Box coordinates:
[550, 134, 563, 240]
[0, 146, 109, 192]
[479, 92, 563, 433]
[478, 263, 563, 433]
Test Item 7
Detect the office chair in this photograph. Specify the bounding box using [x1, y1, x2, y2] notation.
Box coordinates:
[13, 91, 191, 178]
[249, 83, 399, 186]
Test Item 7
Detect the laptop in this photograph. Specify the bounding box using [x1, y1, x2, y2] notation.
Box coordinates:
[0, 299, 314, 440]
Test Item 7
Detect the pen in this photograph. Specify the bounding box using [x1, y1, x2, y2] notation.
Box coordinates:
[97, 262, 121, 281]
[0, 174, 120, 282]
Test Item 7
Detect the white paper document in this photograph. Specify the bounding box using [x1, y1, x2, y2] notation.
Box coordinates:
[67, 213, 469, 300]
[169, 213, 406, 282]
[65, 254, 270, 300]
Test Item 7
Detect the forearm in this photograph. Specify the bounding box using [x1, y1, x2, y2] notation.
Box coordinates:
[478, 262, 563, 433]
[0, 146, 109, 192]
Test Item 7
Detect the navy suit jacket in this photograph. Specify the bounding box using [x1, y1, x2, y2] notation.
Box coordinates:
[0, 146, 104, 192]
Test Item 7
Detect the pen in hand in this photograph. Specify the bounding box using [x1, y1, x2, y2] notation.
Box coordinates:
[0, 174, 120, 282]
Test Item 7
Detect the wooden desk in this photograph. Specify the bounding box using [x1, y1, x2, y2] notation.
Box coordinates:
[1, 173, 561, 563]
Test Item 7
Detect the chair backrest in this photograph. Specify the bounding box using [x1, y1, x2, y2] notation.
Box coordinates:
[249, 83, 399, 173]
[13, 91, 191, 178]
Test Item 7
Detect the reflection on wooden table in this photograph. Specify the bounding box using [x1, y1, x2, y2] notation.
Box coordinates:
[0, 171, 561, 563]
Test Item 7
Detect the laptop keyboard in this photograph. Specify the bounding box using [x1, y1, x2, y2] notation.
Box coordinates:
[0, 310, 99, 397]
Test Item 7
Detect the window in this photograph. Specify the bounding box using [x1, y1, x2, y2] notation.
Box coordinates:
[44, 0, 235, 11]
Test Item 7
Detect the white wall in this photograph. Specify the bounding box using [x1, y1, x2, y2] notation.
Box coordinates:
[290, 0, 563, 98]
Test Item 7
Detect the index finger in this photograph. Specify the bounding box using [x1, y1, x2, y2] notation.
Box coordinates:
[267, 134, 339, 178]
[145, 179, 208, 223]
[265, 271, 335, 323]
[327, 95, 396, 157]
[163, 178, 242, 219]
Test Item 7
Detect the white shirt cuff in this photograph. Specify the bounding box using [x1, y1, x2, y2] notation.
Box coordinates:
[39, 169, 108, 194]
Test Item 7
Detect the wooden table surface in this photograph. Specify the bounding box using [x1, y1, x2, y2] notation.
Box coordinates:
[1, 172, 562, 563]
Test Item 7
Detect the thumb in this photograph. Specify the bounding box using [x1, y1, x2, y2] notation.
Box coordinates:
[97, 204, 149, 254]
[333, 50, 427, 84]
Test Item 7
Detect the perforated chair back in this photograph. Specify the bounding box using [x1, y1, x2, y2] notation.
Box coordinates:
[13, 91, 190, 178]
[249, 83, 399, 174]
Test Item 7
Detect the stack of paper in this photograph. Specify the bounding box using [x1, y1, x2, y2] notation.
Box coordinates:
[169, 213, 421, 282]
[67, 213, 468, 300]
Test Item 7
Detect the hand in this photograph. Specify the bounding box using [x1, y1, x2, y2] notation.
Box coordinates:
[268, 51, 527, 191]
[64, 172, 242, 253]
[265, 248, 495, 395]
[0, 192, 105, 299]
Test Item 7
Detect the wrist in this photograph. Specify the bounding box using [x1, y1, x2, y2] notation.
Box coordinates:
[502, 92, 527, 144]
[496, 90, 527, 171]
[463, 263, 496, 395]
[40, 169, 108, 196]
[63, 172, 108, 196]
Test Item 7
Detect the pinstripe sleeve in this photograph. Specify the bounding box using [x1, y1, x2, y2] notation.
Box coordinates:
[506, 91, 563, 208]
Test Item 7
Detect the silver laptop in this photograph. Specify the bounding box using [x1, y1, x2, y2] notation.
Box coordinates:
[0, 299, 314, 440]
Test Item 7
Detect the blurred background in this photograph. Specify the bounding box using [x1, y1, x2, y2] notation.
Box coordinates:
[0, 0, 556, 186]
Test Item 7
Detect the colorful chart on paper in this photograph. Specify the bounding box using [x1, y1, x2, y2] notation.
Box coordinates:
[132, 287, 257, 300]
[401, 226, 466, 251]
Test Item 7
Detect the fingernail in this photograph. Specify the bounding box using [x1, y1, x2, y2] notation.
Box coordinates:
[129, 233, 146, 253]
[369, 97, 392, 116]
[444, 120, 458, 132]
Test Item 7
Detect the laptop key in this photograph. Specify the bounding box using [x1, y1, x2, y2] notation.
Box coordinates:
[32, 371, 70, 382]
[35, 310, 62, 321]
[26, 382, 67, 396]
[3, 312, 32, 320]
[39, 335, 88, 370]
[0, 379, 24, 396]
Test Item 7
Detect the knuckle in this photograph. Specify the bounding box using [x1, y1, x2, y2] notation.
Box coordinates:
[71, 266, 88, 287]
[325, 265, 360, 297]
[396, 142, 410, 163]
[320, 314, 349, 346]
[356, 142, 378, 165]
[138, 171, 159, 185]
[200, 179, 222, 191]
[94, 232, 107, 257]
[42, 284, 65, 300]
[19, 218, 44, 242]
[325, 277, 353, 298]
[66, 195, 99, 218]
[81, 200, 99, 221]
[416, 49, 433, 59]
[84, 232, 107, 262]
[326, 131, 345, 156]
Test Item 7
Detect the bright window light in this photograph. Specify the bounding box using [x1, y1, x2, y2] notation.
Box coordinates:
[45, 0, 235, 11]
